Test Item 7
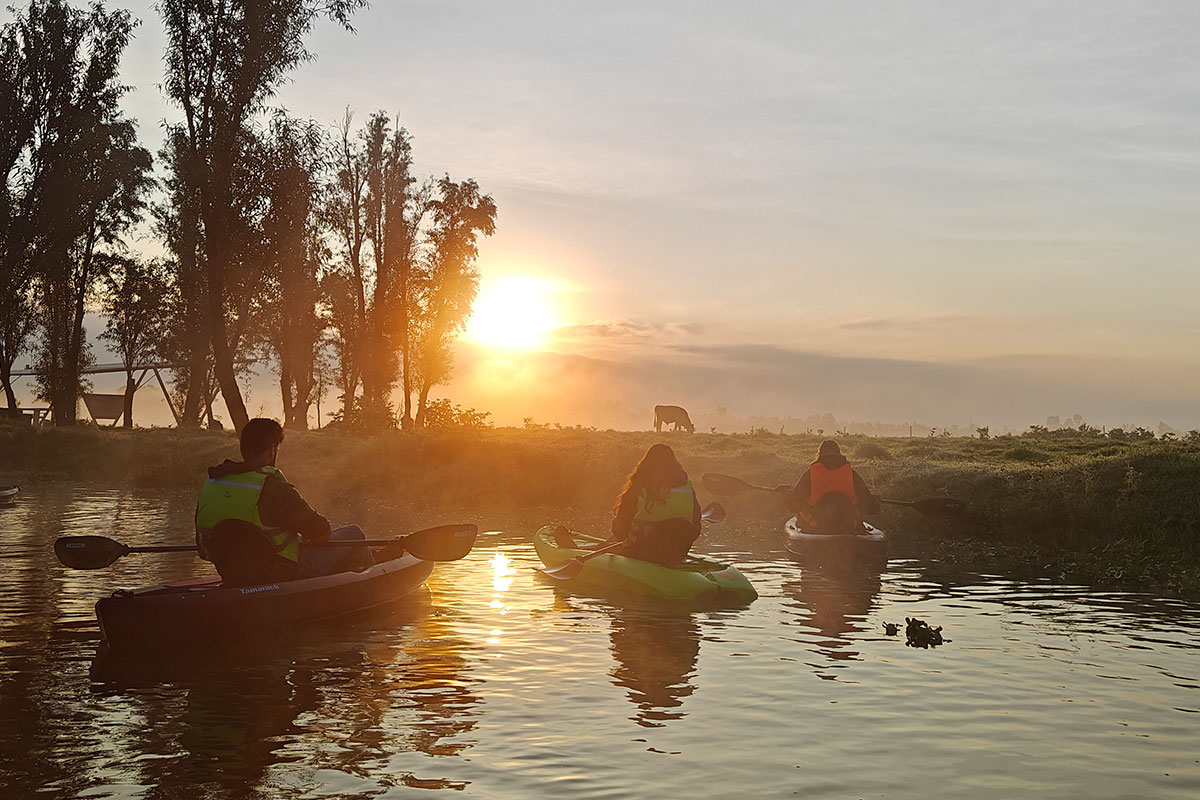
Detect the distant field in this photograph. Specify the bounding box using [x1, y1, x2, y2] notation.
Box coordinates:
[3, 421, 1199, 597]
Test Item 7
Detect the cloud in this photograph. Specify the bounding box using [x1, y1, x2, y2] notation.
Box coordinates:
[836, 314, 974, 331]
[551, 319, 705, 344]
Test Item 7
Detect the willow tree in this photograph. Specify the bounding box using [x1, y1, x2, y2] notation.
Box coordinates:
[157, 0, 367, 432]
[412, 177, 496, 428]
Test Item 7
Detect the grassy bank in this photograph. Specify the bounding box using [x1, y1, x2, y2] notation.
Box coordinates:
[4, 421, 1199, 597]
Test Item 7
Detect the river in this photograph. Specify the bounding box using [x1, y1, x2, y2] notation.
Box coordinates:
[1, 486, 1197, 798]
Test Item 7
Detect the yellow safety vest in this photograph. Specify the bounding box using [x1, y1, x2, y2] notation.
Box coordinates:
[195, 466, 300, 562]
[630, 480, 696, 541]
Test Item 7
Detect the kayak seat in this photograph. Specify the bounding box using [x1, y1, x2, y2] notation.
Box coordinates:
[803, 494, 866, 535]
[207, 519, 299, 587]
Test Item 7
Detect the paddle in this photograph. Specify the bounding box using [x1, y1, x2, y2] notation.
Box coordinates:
[54, 523, 479, 570]
[879, 497, 964, 519]
[538, 502, 725, 580]
[701, 472, 965, 520]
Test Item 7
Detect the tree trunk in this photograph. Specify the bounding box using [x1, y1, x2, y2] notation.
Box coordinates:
[201, 186, 249, 432]
[122, 371, 136, 428]
[178, 196, 206, 428]
[1, 369, 20, 418]
[415, 380, 431, 429]
[400, 272, 413, 430]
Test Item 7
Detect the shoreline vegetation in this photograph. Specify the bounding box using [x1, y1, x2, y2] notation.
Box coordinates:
[5, 421, 1199, 599]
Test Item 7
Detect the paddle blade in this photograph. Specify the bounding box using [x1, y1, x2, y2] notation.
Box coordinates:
[401, 524, 478, 562]
[701, 501, 726, 523]
[55, 536, 129, 570]
[911, 497, 966, 519]
[702, 473, 757, 496]
[538, 557, 586, 580]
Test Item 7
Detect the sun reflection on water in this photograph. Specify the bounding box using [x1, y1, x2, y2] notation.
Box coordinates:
[485, 552, 515, 650]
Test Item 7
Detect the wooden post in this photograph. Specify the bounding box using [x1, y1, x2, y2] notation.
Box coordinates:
[153, 368, 181, 426]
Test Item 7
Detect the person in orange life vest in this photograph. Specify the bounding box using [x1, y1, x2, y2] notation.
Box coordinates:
[776, 439, 880, 533]
[195, 418, 372, 583]
[607, 443, 702, 566]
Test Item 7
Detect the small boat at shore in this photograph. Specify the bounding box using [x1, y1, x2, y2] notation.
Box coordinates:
[0, 485, 18, 505]
[533, 526, 757, 604]
[784, 516, 888, 569]
[95, 547, 438, 651]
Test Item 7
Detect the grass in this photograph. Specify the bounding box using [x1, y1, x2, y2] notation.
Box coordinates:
[4, 421, 1199, 597]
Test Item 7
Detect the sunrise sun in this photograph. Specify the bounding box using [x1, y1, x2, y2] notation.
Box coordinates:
[465, 276, 562, 350]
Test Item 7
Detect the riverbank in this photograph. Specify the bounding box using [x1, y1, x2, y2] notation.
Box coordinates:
[3, 421, 1198, 597]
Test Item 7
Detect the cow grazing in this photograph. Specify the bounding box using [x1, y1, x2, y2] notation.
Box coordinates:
[654, 405, 695, 433]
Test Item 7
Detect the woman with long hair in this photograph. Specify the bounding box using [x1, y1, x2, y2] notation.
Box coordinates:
[607, 443, 701, 565]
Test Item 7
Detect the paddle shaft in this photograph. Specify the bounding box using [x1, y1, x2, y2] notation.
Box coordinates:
[56, 524, 478, 570]
[123, 539, 419, 554]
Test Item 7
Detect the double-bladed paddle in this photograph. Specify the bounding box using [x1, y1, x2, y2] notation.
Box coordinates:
[54, 524, 479, 570]
[538, 502, 725, 580]
[701, 472, 965, 520]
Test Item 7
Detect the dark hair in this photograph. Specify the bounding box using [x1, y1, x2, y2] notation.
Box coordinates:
[613, 443, 686, 517]
[816, 439, 841, 458]
[240, 418, 284, 460]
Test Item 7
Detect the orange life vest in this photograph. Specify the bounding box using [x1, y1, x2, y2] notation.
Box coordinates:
[808, 462, 858, 506]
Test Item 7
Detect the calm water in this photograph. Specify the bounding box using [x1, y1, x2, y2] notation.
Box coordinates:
[1, 486, 1198, 799]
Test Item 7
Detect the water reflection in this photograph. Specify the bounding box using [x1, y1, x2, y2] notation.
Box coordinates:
[781, 566, 883, 671]
[5, 488, 1200, 798]
[83, 589, 483, 795]
[608, 607, 700, 728]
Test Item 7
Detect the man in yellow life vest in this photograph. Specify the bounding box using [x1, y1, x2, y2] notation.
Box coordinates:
[776, 439, 880, 533]
[195, 418, 371, 585]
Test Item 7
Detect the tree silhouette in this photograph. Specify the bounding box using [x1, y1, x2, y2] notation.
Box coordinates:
[6, 1, 151, 424]
[413, 176, 496, 427]
[157, 0, 367, 432]
[100, 258, 170, 427]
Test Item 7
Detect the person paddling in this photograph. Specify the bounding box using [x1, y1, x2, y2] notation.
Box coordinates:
[195, 418, 372, 585]
[776, 439, 880, 534]
[602, 443, 702, 566]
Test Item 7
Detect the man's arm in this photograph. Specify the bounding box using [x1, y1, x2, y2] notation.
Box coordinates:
[259, 475, 332, 543]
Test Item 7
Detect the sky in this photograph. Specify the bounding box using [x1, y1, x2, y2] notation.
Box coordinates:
[9, 1, 1200, 431]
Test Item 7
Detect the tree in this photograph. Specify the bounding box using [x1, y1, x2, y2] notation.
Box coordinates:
[412, 176, 496, 427]
[157, 0, 367, 432]
[0, 16, 38, 417]
[153, 126, 210, 427]
[8, 1, 151, 424]
[364, 113, 428, 430]
[323, 110, 429, 429]
[100, 258, 169, 427]
[259, 114, 326, 429]
[0, 281, 36, 417]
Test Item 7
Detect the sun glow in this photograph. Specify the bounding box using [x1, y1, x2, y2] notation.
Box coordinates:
[466, 276, 562, 350]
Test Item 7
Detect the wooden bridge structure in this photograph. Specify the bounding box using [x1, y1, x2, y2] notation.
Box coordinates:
[6, 362, 179, 426]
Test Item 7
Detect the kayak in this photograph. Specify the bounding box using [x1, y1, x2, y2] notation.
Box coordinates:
[783, 516, 888, 568]
[533, 526, 757, 604]
[95, 547, 434, 650]
[0, 485, 18, 504]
